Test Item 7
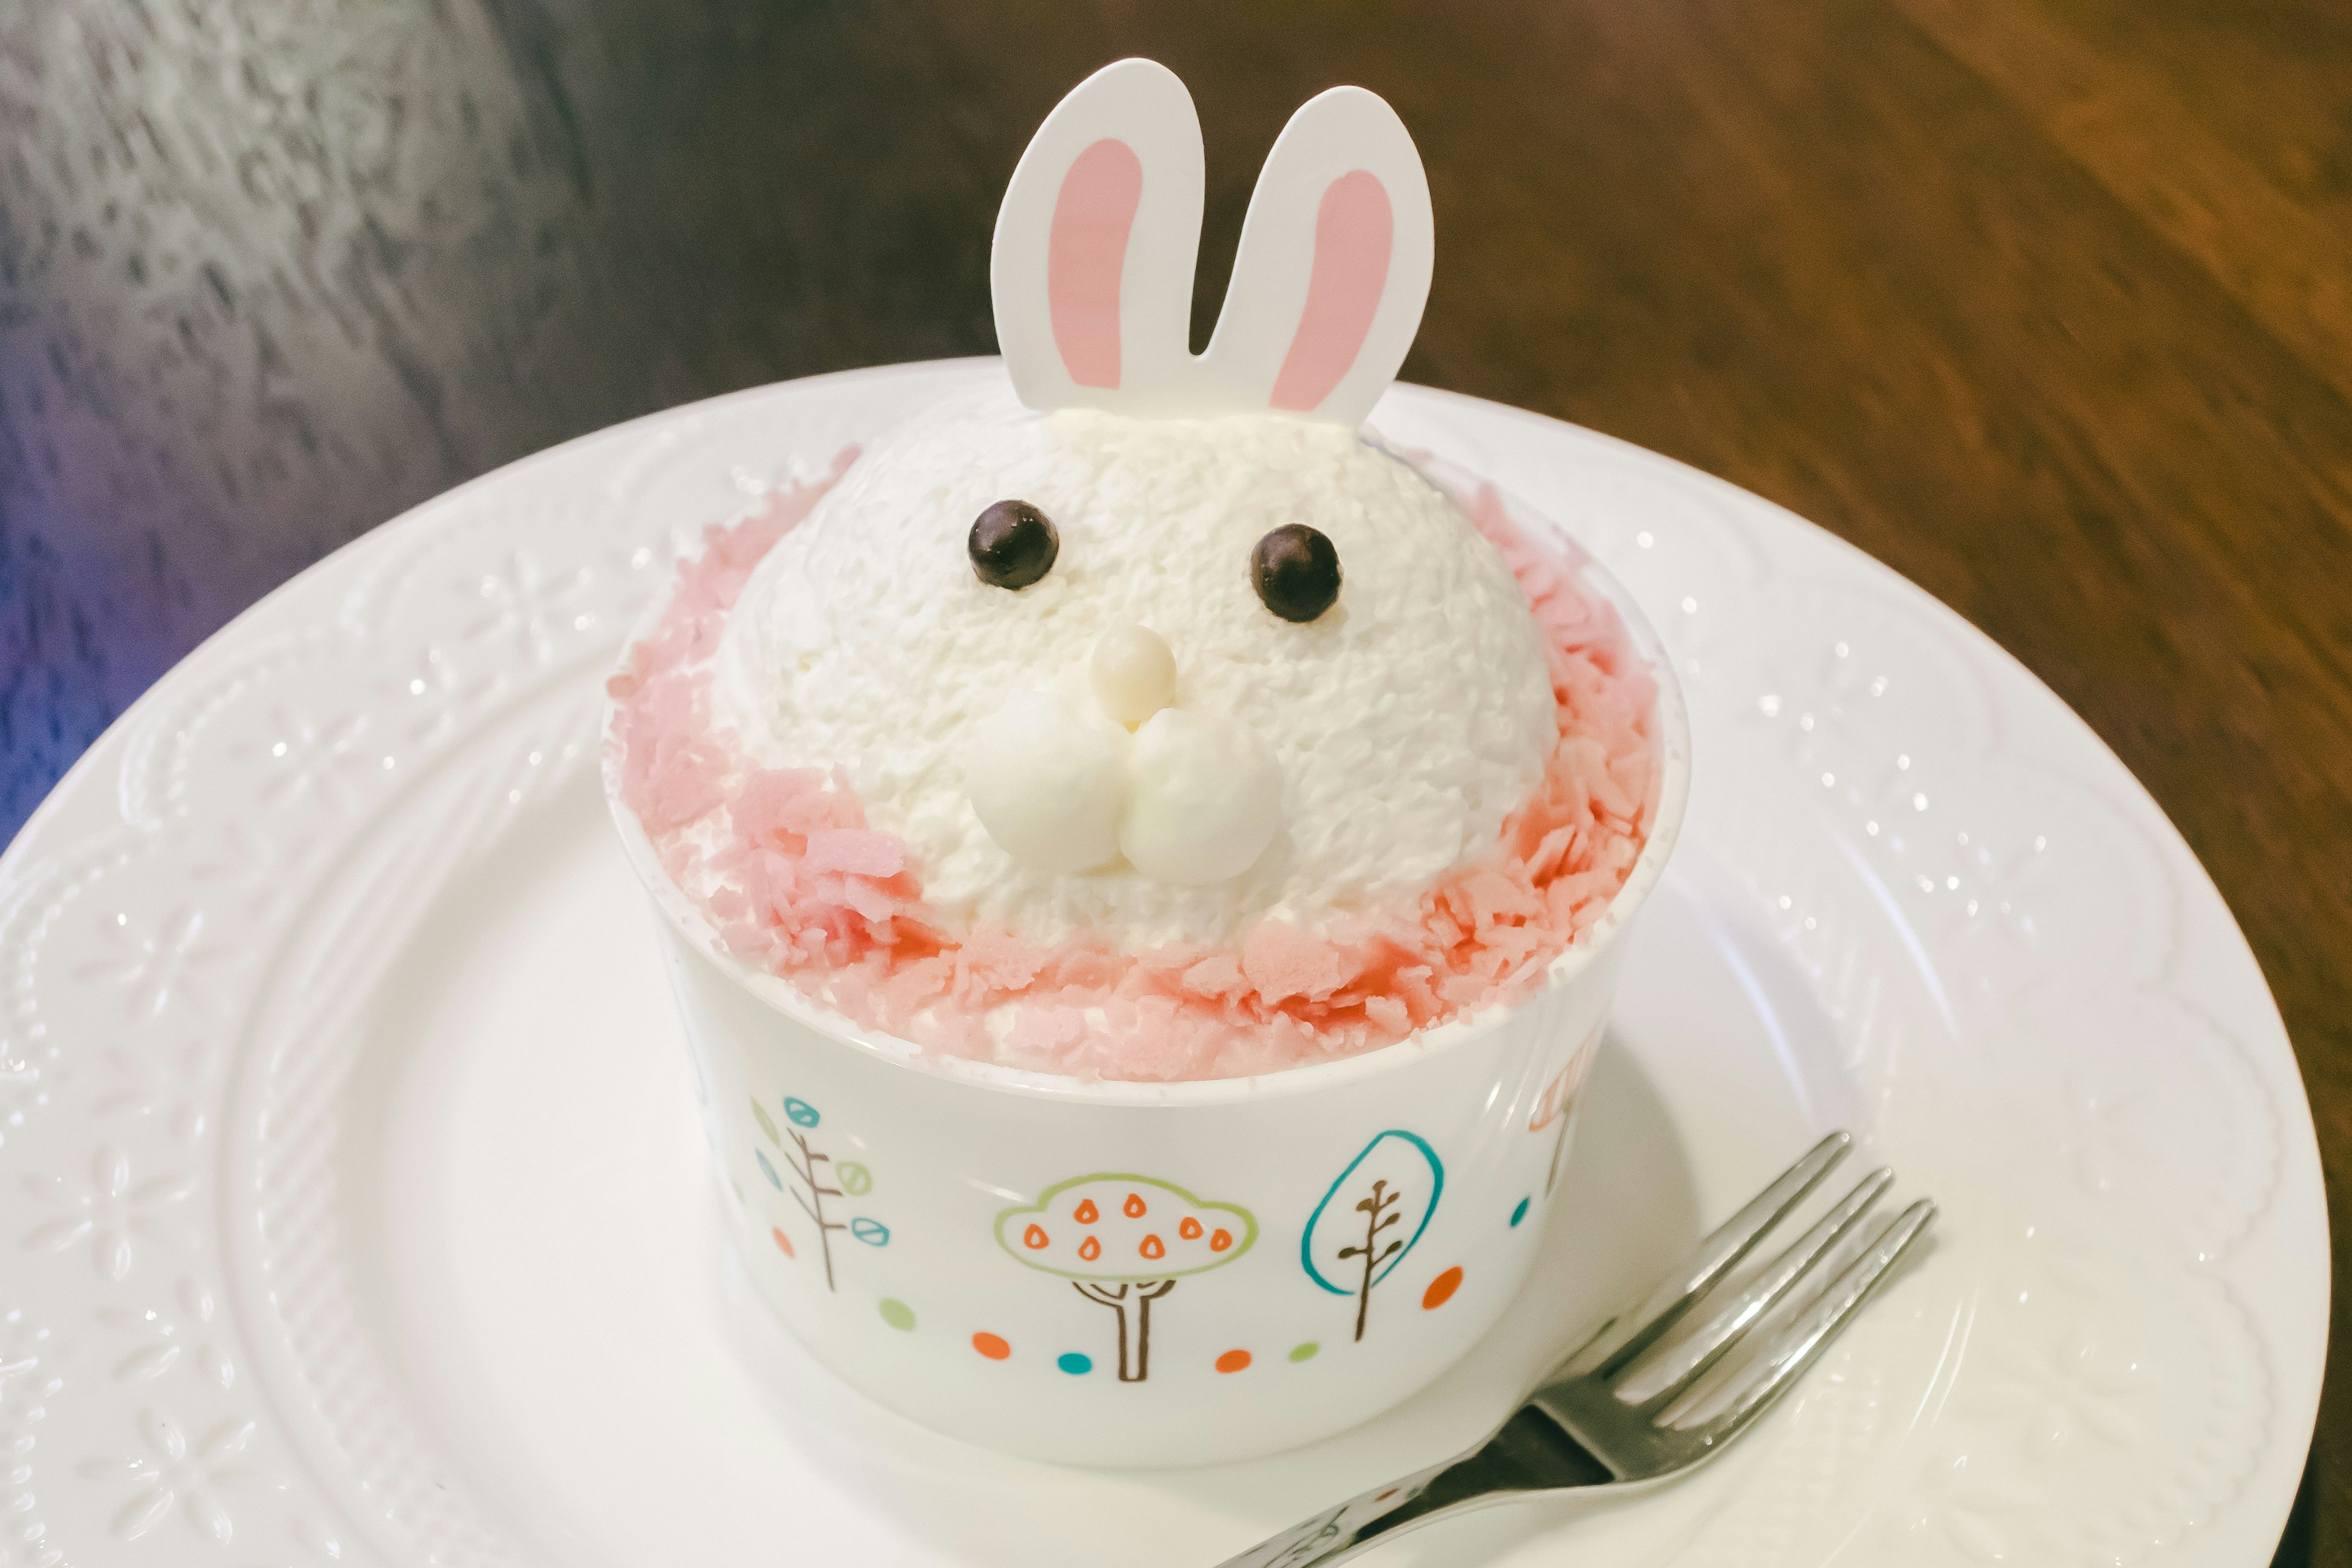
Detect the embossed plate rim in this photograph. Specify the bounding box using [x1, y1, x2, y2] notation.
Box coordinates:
[0, 358, 2324, 1568]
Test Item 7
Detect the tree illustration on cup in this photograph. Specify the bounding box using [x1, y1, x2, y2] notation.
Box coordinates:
[1301, 1131, 1443, 1341]
[752, 1094, 888, 1292]
[996, 1175, 1257, 1382]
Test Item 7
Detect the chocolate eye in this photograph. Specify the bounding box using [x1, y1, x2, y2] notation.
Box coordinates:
[968, 500, 1059, 589]
[1251, 524, 1341, 622]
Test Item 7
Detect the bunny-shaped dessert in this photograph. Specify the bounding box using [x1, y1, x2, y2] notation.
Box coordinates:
[714, 60, 1557, 952]
[609, 58, 1664, 1077]
[602, 70, 1675, 1464]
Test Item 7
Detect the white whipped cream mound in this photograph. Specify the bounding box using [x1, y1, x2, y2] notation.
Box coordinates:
[713, 383, 1555, 950]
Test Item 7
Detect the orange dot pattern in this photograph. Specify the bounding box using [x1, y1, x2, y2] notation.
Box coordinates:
[771, 1226, 795, 1259]
[1422, 1266, 1464, 1310]
[957, 1327, 1479, 1373]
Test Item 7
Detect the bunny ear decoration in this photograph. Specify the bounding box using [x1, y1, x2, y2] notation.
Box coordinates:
[992, 62, 1434, 429]
[1198, 87, 1434, 427]
[991, 59, 1205, 416]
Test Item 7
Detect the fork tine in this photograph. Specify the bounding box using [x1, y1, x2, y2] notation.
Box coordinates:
[1612, 1166, 1894, 1405]
[1558, 1131, 1850, 1379]
[1659, 1196, 1936, 1434]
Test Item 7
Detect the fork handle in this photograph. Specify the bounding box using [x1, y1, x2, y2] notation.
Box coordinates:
[1213, 1408, 1613, 1568]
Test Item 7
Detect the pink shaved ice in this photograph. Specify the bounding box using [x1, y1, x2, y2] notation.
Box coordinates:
[609, 454, 1662, 1082]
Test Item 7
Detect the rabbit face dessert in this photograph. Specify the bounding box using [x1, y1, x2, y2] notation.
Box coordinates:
[714, 392, 1557, 950]
[609, 61, 1664, 1080]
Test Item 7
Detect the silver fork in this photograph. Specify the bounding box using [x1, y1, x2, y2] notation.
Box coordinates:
[1215, 1131, 1934, 1568]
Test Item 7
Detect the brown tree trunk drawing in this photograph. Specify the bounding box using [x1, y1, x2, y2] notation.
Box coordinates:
[782, 1130, 845, 1290]
[1073, 1279, 1177, 1381]
[1338, 1178, 1404, 1341]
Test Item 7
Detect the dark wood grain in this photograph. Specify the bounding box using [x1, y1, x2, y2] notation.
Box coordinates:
[2, 1, 2345, 1558]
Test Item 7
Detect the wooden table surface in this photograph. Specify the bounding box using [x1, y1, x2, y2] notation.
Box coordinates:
[2, 1, 2343, 1559]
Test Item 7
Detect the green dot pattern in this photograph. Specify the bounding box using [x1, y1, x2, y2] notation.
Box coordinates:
[752, 1099, 780, 1145]
[879, 1298, 916, 1331]
[1289, 1341, 1320, 1363]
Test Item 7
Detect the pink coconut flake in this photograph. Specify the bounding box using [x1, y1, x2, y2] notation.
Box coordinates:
[609, 453, 1664, 1082]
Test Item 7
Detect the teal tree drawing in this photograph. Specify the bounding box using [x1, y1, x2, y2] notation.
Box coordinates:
[1302, 1130, 1444, 1341]
[753, 1094, 888, 1292]
[996, 1175, 1256, 1382]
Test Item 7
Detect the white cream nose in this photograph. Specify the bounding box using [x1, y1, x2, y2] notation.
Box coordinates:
[960, 624, 1283, 884]
[1090, 621, 1177, 727]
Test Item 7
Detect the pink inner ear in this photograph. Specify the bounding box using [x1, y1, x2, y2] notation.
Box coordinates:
[1270, 170, 1393, 414]
[1048, 138, 1142, 391]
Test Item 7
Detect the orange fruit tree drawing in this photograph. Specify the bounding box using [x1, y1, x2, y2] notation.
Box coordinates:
[996, 1174, 1256, 1382]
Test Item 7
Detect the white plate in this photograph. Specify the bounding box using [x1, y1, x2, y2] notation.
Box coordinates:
[0, 360, 2322, 1568]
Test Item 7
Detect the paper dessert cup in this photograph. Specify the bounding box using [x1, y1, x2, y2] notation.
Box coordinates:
[603, 526, 1690, 1469]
